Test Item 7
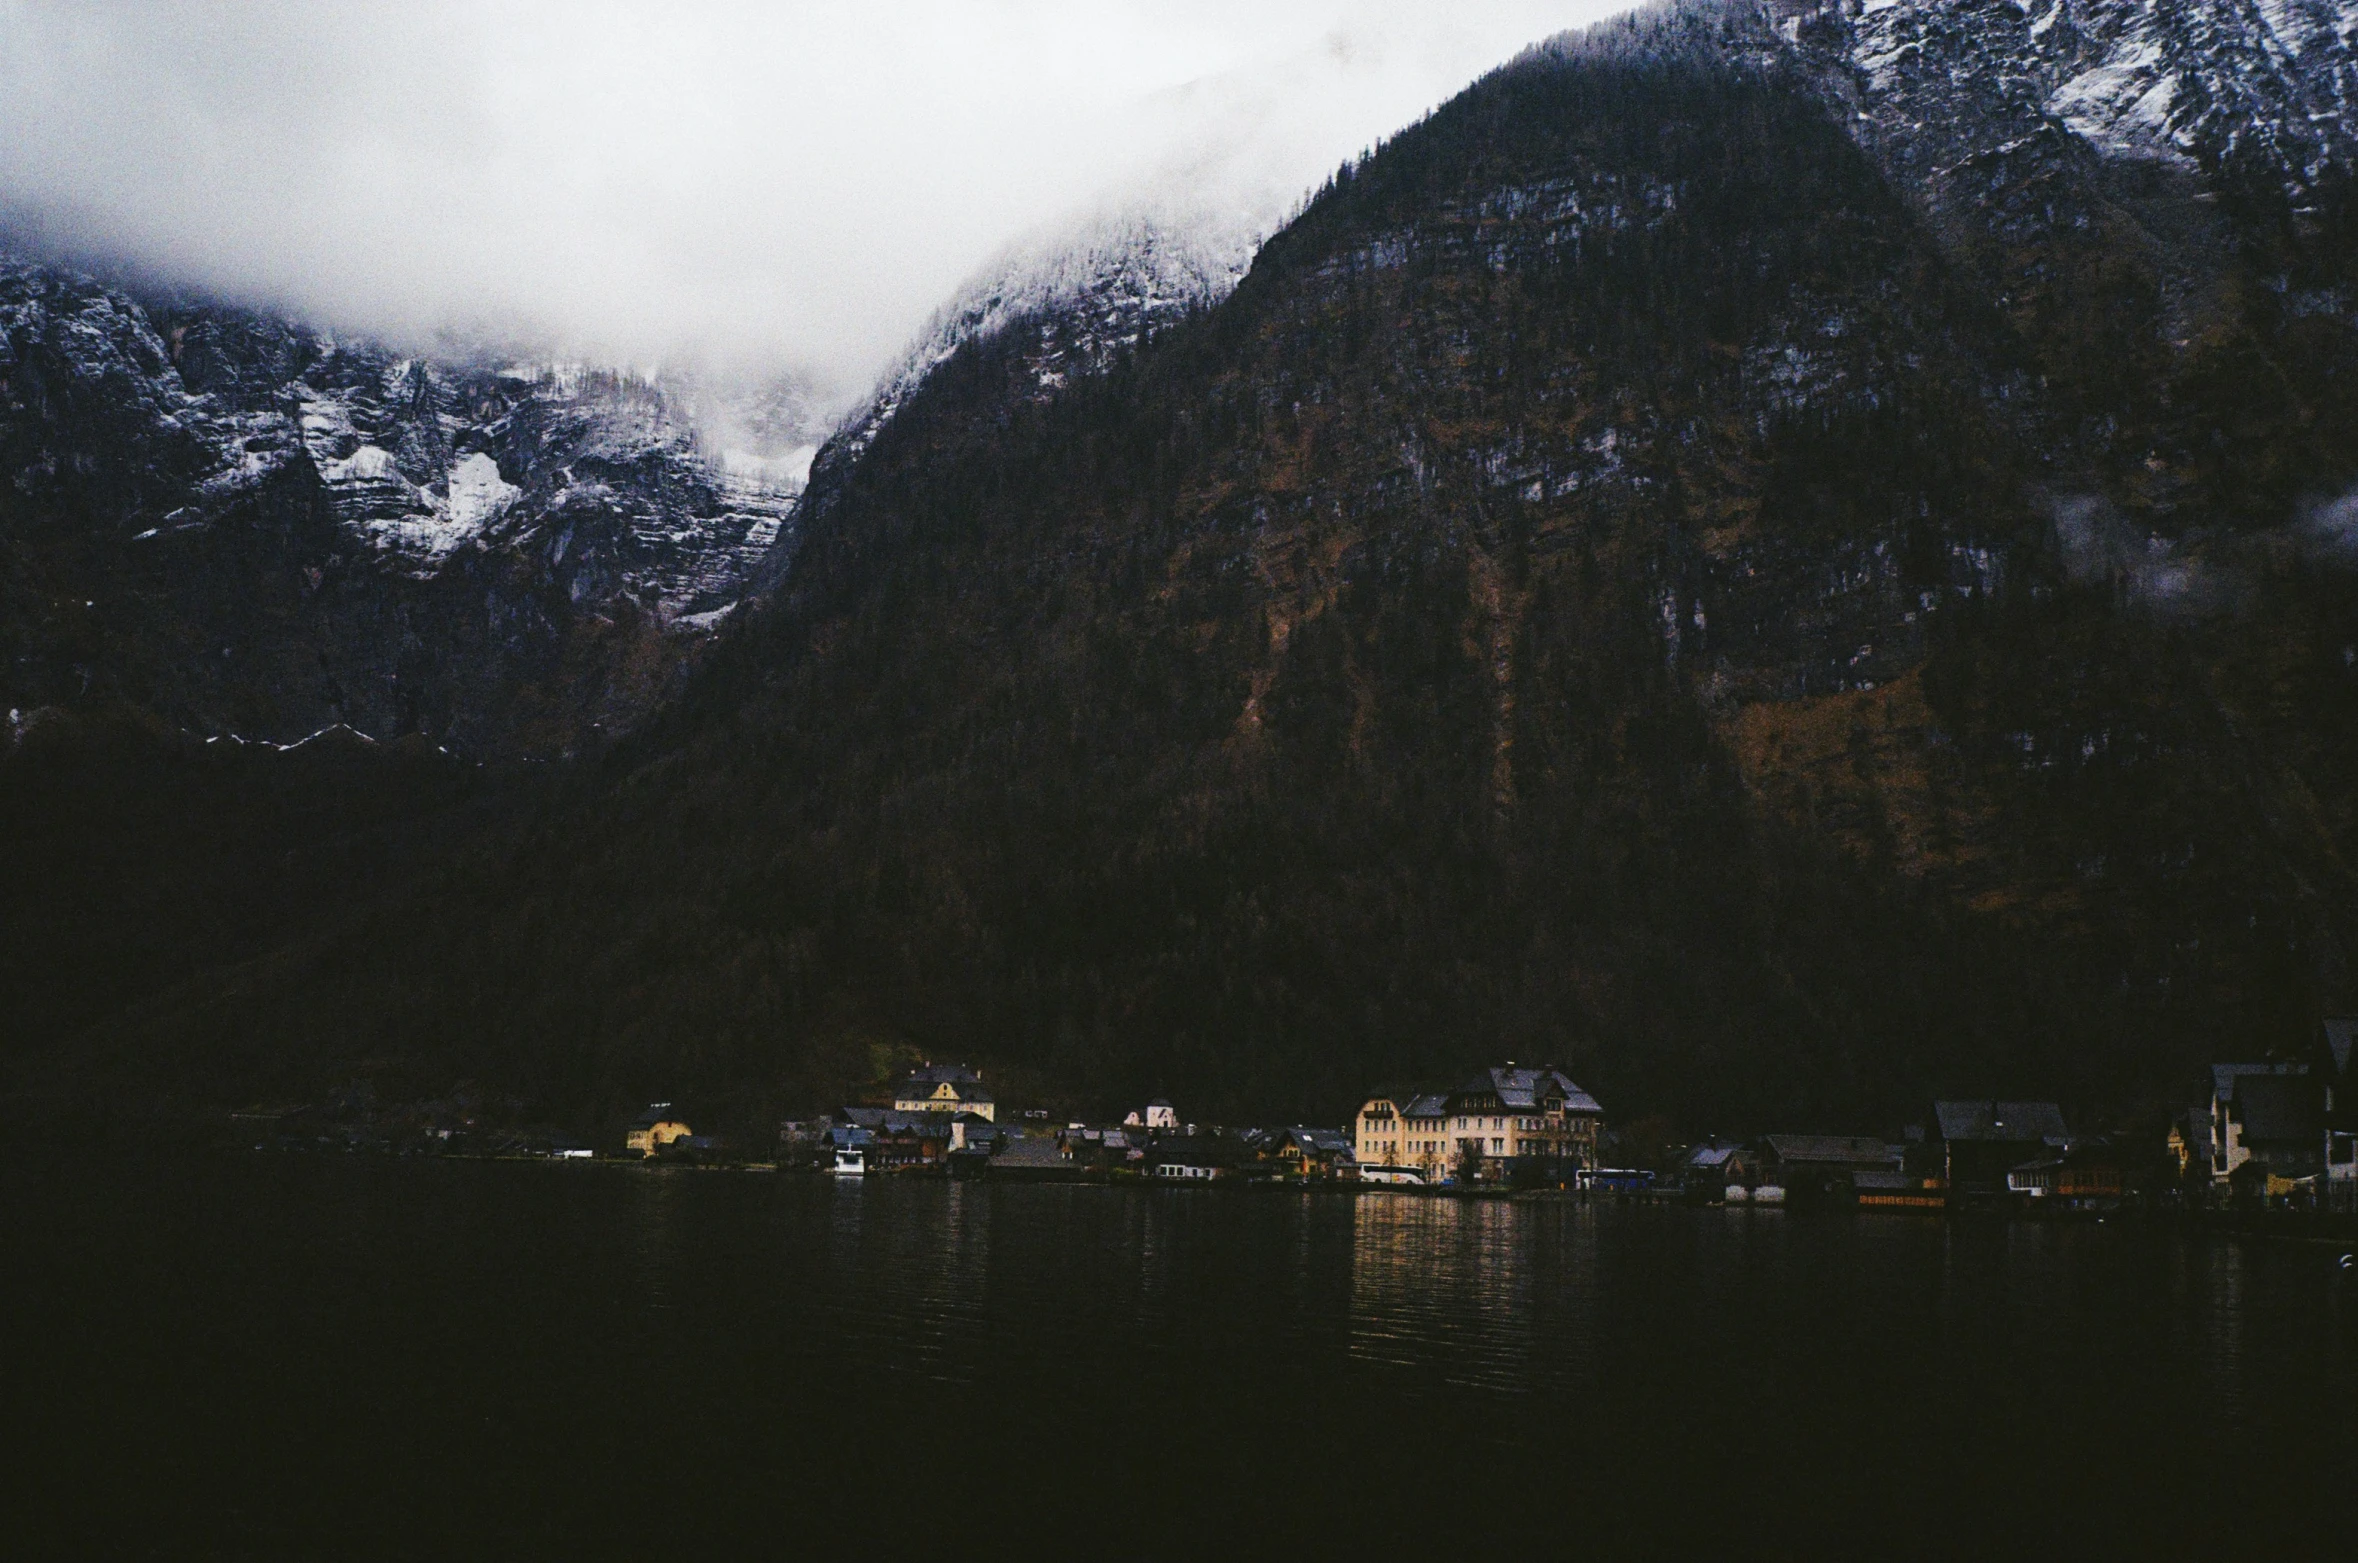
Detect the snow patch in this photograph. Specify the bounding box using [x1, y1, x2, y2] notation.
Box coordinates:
[328, 444, 404, 483]
[2049, 41, 2197, 166]
[445, 452, 518, 530]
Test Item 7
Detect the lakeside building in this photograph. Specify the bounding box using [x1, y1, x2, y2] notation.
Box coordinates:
[1354, 1093, 1450, 1178]
[2006, 1141, 2132, 1202]
[1757, 1135, 1898, 1204]
[1680, 1142, 1755, 1200]
[1355, 1066, 1603, 1184]
[1927, 1101, 2072, 1195]
[627, 1103, 693, 1158]
[2200, 1060, 2329, 1196]
[2190, 1022, 2358, 1201]
[1145, 1137, 1256, 1181]
[892, 1064, 996, 1122]
[1267, 1127, 1359, 1179]
[1060, 1125, 1147, 1169]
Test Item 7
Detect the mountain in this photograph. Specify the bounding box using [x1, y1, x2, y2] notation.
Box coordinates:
[789, 205, 1260, 543]
[11, 0, 2358, 1132]
[1, 256, 827, 757]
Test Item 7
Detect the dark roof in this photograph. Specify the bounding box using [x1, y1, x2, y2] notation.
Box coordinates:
[1278, 1127, 1355, 1157]
[2234, 1074, 2321, 1145]
[995, 1135, 1066, 1167]
[1932, 1101, 2071, 1145]
[630, 1102, 681, 1129]
[896, 1065, 993, 1101]
[1685, 1144, 1744, 1169]
[1400, 1093, 1449, 1118]
[2324, 1019, 2357, 1079]
[2211, 1062, 2304, 1102]
[840, 1106, 954, 1136]
[1762, 1134, 1894, 1166]
[1452, 1066, 1604, 1116]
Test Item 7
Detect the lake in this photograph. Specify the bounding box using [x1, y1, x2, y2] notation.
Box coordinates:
[6, 1155, 2355, 1556]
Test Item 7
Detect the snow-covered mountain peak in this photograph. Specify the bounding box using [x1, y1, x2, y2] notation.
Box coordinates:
[795, 203, 1264, 525]
[1774, 0, 2356, 209]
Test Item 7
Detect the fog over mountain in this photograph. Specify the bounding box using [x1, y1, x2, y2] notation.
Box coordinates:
[0, 0, 1624, 391]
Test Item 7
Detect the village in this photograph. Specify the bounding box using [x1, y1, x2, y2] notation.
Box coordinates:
[216, 1026, 2358, 1218]
[590, 1021, 2358, 1217]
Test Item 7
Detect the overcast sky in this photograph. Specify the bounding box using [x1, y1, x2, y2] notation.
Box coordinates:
[0, 1, 1629, 394]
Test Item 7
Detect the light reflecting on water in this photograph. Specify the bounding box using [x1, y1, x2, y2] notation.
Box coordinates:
[7, 1157, 2356, 1554]
[1347, 1193, 1562, 1391]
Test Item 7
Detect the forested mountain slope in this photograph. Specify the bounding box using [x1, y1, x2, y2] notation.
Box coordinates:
[16, 0, 2358, 1131]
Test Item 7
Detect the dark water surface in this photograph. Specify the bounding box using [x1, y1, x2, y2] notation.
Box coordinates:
[7, 1155, 2356, 1557]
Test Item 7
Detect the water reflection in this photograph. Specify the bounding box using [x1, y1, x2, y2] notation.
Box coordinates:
[626, 1166, 684, 1315]
[1347, 1194, 1556, 1392]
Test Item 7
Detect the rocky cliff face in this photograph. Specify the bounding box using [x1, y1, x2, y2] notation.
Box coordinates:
[1, 257, 823, 756]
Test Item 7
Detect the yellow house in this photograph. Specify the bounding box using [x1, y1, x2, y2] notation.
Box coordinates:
[1355, 1091, 1453, 1181]
[627, 1102, 692, 1157]
[891, 1064, 996, 1122]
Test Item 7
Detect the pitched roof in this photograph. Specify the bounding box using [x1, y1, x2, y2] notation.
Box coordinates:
[1763, 1134, 1894, 1165]
[895, 1064, 992, 1100]
[1452, 1067, 1604, 1115]
[995, 1134, 1067, 1167]
[1401, 1093, 1449, 1118]
[2324, 1019, 2357, 1078]
[840, 1106, 956, 1136]
[630, 1102, 681, 1129]
[2234, 1074, 2321, 1144]
[2211, 1062, 2304, 1102]
[1932, 1101, 2071, 1144]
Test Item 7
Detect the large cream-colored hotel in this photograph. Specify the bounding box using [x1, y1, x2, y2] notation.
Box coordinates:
[1355, 1065, 1603, 1181]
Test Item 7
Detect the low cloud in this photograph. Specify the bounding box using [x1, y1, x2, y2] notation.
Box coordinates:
[2047, 493, 2217, 613]
[2299, 482, 2358, 557]
[0, 1, 1624, 395]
